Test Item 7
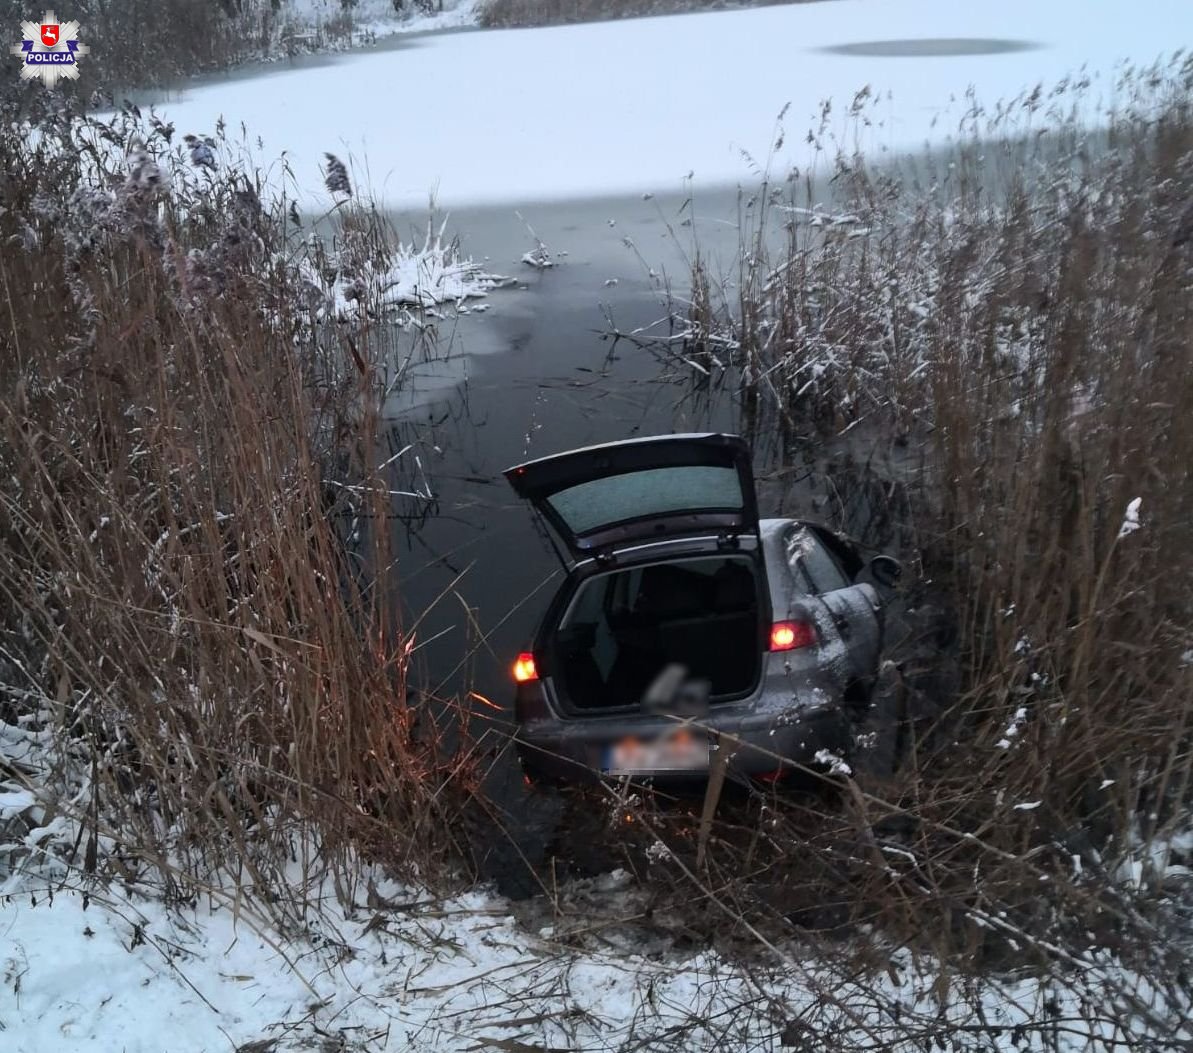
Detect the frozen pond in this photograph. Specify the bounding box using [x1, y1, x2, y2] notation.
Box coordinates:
[139, 0, 1191, 210]
[374, 188, 806, 885]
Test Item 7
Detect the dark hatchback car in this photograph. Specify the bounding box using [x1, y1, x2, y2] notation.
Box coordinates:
[503, 433, 900, 785]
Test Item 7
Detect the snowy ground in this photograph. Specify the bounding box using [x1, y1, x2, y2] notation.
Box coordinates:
[5, 863, 1190, 1053]
[3, 710, 1191, 1052]
[143, 0, 1193, 209]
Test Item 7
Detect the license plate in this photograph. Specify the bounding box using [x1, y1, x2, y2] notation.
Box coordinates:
[605, 728, 709, 774]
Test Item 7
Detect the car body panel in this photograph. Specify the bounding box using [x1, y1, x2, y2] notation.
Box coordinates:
[777, 520, 883, 686]
[515, 685, 853, 784]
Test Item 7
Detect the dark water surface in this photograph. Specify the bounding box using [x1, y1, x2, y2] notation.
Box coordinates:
[382, 189, 751, 716]
[375, 189, 795, 887]
[377, 188, 927, 891]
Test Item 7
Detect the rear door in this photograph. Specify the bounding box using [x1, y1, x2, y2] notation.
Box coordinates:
[785, 522, 882, 681]
[504, 433, 760, 565]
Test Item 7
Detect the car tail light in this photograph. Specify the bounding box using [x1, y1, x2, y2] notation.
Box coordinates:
[769, 620, 816, 652]
[512, 652, 539, 683]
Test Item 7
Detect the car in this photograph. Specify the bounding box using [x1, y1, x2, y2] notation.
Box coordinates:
[503, 432, 901, 787]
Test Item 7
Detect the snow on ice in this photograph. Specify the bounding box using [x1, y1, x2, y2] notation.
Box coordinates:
[138, 0, 1193, 209]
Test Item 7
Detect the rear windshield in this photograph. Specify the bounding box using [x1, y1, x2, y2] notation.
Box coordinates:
[547, 465, 744, 536]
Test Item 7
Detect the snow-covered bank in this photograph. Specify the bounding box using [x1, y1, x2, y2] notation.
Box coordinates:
[4, 711, 1191, 1052]
[5, 867, 1190, 1053]
[6, 700, 1190, 1053]
[145, 0, 1193, 209]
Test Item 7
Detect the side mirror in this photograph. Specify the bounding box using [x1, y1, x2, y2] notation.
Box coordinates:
[869, 555, 902, 589]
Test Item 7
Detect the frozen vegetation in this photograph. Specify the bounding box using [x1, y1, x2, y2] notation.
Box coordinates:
[277, 0, 483, 43]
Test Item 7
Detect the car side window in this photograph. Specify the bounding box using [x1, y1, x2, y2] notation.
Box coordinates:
[785, 525, 850, 594]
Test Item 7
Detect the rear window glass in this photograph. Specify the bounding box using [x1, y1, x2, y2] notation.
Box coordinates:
[786, 525, 850, 593]
[547, 465, 743, 535]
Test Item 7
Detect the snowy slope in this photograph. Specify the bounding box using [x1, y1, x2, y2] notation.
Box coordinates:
[143, 0, 1193, 208]
[5, 869, 1189, 1052]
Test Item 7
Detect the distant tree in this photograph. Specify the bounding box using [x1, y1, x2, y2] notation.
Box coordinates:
[391, 0, 442, 13]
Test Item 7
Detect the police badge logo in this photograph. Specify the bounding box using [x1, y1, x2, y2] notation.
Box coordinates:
[12, 11, 88, 87]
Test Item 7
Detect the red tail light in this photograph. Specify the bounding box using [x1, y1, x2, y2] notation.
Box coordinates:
[769, 620, 816, 652]
[512, 652, 538, 683]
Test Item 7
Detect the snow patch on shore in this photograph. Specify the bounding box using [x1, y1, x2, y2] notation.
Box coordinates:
[3, 711, 1192, 1052]
[3, 863, 1190, 1053]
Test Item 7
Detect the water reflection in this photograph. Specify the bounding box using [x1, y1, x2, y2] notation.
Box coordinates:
[372, 187, 822, 713]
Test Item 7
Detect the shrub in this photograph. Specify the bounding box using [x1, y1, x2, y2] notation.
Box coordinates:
[0, 100, 474, 913]
[625, 58, 1193, 984]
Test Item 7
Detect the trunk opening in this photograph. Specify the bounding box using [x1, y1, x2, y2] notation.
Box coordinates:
[550, 554, 764, 712]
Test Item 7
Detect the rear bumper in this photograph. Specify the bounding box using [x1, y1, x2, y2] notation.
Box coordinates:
[516, 702, 851, 786]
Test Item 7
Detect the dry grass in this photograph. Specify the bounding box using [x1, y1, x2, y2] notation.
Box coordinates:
[2, 41, 1190, 1053]
[568, 56, 1193, 1040]
[0, 100, 476, 913]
